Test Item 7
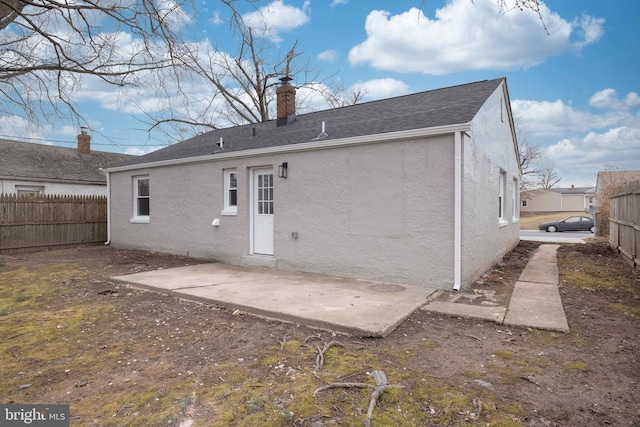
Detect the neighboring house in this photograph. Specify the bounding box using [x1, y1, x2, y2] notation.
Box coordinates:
[0, 132, 134, 196]
[106, 78, 521, 291]
[520, 186, 595, 213]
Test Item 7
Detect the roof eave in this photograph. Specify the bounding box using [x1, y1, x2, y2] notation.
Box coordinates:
[0, 175, 106, 185]
[105, 123, 473, 173]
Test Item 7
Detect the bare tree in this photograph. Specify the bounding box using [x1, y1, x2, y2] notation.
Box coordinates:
[141, 2, 364, 141]
[515, 118, 547, 190]
[0, 0, 191, 129]
[142, 0, 550, 140]
[147, 32, 303, 136]
[538, 164, 561, 189]
[1, 0, 551, 140]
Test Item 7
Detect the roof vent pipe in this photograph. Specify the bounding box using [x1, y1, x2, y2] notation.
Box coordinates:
[312, 121, 329, 140]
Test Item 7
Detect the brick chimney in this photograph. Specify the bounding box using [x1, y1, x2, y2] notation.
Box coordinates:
[77, 127, 91, 157]
[276, 76, 296, 127]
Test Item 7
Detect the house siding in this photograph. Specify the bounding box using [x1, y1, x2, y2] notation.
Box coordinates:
[108, 79, 521, 291]
[520, 190, 591, 212]
[110, 135, 456, 288]
[0, 178, 107, 196]
[461, 83, 520, 288]
[520, 190, 561, 212]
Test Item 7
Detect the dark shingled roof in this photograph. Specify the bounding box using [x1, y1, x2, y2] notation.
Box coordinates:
[0, 139, 135, 184]
[116, 78, 505, 168]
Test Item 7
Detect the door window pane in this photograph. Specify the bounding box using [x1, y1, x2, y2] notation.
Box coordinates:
[256, 173, 274, 215]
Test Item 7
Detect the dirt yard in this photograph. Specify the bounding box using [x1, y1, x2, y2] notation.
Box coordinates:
[0, 241, 638, 426]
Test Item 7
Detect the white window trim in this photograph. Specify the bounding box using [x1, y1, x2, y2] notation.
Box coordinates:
[16, 185, 44, 196]
[498, 171, 508, 227]
[222, 169, 238, 216]
[512, 178, 519, 222]
[131, 175, 150, 223]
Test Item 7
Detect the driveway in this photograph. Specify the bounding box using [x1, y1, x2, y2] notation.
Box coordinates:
[520, 229, 592, 243]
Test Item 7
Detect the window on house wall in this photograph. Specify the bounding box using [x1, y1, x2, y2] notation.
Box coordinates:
[222, 169, 238, 215]
[498, 171, 507, 226]
[132, 176, 150, 222]
[16, 185, 44, 197]
[522, 200, 528, 208]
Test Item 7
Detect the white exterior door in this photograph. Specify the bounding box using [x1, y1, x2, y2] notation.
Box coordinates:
[252, 168, 274, 255]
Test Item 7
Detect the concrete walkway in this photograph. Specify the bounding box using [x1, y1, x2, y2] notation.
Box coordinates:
[423, 244, 570, 332]
[112, 263, 438, 338]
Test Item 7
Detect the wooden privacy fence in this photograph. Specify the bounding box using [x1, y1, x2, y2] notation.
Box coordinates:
[0, 194, 107, 252]
[609, 180, 640, 268]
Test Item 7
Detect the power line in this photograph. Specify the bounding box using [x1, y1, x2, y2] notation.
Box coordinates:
[0, 133, 167, 147]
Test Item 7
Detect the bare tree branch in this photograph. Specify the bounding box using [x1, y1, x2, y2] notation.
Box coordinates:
[1, 0, 190, 129]
[538, 164, 561, 189]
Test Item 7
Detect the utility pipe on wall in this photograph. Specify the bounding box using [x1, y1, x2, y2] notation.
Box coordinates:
[453, 131, 463, 291]
[104, 171, 111, 245]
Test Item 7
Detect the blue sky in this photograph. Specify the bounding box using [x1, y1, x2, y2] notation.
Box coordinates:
[3, 0, 639, 187]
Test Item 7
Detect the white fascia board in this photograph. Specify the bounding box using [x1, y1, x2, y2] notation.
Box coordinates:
[0, 175, 106, 186]
[106, 123, 472, 173]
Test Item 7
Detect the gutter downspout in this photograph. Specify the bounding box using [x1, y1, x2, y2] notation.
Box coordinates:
[105, 171, 111, 245]
[453, 131, 463, 291]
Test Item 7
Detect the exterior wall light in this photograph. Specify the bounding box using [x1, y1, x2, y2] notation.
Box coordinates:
[278, 162, 288, 178]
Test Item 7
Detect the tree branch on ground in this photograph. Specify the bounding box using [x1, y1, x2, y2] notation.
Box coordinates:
[313, 370, 405, 427]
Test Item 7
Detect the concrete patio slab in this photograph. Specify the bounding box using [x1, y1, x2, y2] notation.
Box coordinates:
[113, 263, 438, 337]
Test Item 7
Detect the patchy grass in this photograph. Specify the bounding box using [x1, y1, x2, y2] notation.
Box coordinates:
[563, 361, 589, 372]
[0, 244, 638, 426]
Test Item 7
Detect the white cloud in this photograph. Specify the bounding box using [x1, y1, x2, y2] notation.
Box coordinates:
[125, 146, 162, 156]
[331, 0, 348, 6]
[589, 89, 640, 111]
[512, 98, 639, 137]
[349, 78, 411, 101]
[0, 115, 47, 142]
[348, 0, 604, 74]
[515, 87, 640, 186]
[242, 0, 310, 42]
[545, 126, 640, 185]
[317, 49, 338, 62]
[210, 10, 223, 25]
[53, 125, 79, 137]
[573, 14, 605, 48]
[157, 0, 193, 30]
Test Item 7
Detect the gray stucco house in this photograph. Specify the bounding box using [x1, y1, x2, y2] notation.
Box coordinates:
[106, 77, 521, 290]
